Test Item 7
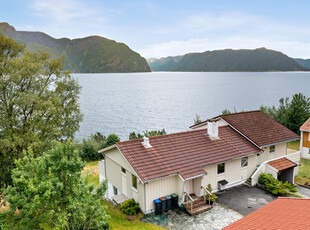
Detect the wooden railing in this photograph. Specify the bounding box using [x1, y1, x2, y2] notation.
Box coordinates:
[184, 192, 194, 212]
[201, 186, 212, 205]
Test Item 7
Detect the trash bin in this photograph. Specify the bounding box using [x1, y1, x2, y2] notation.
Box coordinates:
[159, 197, 167, 212]
[170, 193, 178, 209]
[165, 195, 172, 210]
[153, 199, 162, 215]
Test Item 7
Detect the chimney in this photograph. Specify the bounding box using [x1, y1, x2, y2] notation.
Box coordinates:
[207, 118, 219, 140]
[142, 137, 152, 148]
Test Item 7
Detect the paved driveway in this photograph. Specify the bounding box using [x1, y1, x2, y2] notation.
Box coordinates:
[216, 185, 277, 216]
[297, 185, 310, 197]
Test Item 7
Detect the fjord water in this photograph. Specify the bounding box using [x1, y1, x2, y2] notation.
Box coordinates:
[74, 72, 310, 140]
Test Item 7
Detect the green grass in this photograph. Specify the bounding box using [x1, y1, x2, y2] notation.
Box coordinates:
[83, 161, 165, 230]
[295, 158, 310, 185]
[288, 140, 300, 151]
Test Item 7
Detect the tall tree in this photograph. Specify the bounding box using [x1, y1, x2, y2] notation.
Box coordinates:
[0, 35, 83, 187]
[0, 141, 109, 229]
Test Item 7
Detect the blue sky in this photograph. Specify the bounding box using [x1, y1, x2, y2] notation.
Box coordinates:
[2, 0, 310, 58]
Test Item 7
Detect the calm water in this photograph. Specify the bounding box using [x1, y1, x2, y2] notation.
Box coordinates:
[74, 72, 310, 140]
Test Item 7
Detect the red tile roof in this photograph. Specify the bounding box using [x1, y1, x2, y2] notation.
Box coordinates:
[191, 110, 300, 147]
[224, 197, 310, 230]
[267, 157, 297, 171]
[115, 126, 261, 182]
[300, 117, 310, 132]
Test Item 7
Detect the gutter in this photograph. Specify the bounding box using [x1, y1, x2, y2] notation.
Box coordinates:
[260, 137, 300, 148]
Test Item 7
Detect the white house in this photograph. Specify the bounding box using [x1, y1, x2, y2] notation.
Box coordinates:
[300, 117, 310, 159]
[98, 111, 300, 215]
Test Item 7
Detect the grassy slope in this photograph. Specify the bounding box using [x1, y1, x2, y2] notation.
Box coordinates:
[83, 161, 165, 230]
[288, 140, 310, 184]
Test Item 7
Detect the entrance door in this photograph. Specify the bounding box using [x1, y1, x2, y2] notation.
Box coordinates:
[122, 174, 127, 196]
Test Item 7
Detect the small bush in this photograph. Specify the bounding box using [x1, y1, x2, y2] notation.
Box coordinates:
[120, 199, 140, 216]
[205, 184, 217, 203]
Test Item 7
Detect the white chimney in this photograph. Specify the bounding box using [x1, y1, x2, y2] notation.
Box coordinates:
[207, 119, 219, 140]
[142, 137, 152, 148]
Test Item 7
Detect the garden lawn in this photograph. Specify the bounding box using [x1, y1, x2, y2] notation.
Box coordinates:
[83, 161, 165, 230]
[295, 158, 310, 184]
[288, 140, 300, 151]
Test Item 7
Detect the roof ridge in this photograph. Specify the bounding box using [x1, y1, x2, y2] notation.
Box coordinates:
[220, 110, 261, 117]
[278, 197, 310, 200]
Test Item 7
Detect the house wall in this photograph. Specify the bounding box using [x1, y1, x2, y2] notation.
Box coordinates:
[104, 148, 145, 212]
[201, 154, 257, 192]
[145, 175, 182, 212]
[259, 143, 287, 164]
[301, 131, 310, 159]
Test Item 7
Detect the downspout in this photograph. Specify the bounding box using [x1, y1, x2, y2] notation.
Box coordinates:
[144, 183, 146, 213]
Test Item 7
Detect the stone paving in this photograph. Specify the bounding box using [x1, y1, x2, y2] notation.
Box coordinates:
[142, 203, 243, 230]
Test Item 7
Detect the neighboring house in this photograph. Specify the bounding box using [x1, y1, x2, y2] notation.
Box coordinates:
[98, 111, 300, 214]
[223, 197, 310, 230]
[300, 117, 310, 159]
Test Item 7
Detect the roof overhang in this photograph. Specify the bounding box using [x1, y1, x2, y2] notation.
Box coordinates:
[98, 144, 117, 154]
[260, 137, 300, 148]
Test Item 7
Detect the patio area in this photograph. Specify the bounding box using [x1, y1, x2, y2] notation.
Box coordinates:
[142, 203, 242, 230]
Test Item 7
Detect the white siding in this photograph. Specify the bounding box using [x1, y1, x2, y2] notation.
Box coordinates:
[145, 175, 182, 212]
[258, 143, 287, 164]
[202, 155, 258, 191]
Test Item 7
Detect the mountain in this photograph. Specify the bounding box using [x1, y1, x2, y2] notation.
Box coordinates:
[149, 48, 309, 72]
[0, 22, 150, 73]
[294, 58, 310, 69]
[147, 56, 183, 71]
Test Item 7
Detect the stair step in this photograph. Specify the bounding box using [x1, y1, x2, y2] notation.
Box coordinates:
[186, 204, 212, 216]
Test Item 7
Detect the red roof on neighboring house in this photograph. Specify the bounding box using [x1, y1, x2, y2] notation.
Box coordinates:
[300, 117, 310, 132]
[115, 126, 260, 182]
[223, 197, 310, 230]
[191, 110, 300, 147]
[267, 157, 297, 171]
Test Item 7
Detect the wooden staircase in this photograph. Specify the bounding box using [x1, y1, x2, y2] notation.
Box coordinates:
[183, 196, 212, 216]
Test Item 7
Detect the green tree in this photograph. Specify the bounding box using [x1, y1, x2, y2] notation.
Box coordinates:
[103, 133, 120, 148]
[143, 129, 166, 137]
[260, 93, 310, 134]
[0, 35, 82, 187]
[129, 132, 143, 140]
[0, 141, 109, 229]
[194, 114, 202, 125]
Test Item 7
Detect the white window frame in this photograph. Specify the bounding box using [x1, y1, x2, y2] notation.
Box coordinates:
[269, 145, 275, 153]
[241, 157, 248, 167]
[132, 174, 138, 191]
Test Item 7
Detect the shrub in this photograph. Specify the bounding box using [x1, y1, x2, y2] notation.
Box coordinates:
[78, 139, 102, 161]
[258, 173, 298, 195]
[205, 184, 217, 203]
[120, 199, 140, 216]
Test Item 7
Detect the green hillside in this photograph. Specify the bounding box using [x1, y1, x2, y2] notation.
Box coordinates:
[147, 55, 183, 71]
[0, 22, 150, 73]
[172, 48, 309, 72]
[295, 58, 310, 69]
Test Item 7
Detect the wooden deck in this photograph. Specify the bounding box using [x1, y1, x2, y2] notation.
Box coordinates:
[183, 197, 212, 216]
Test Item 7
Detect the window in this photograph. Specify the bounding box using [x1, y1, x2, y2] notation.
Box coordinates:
[121, 167, 126, 174]
[217, 163, 225, 174]
[132, 175, 137, 190]
[308, 149, 310, 154]
[113, 186, 117, 195]
[241, 157, 248, 167]
[269, 145, 275, 153]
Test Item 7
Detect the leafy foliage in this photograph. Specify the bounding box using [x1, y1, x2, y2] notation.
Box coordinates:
[194, 114, 202, 125]
[258, 173, 298, 195]
[260, 93, 310, 134]
[0, 141, 109, 229]
[78, 132, 120, 161]
[129, 129, 166, 140]
[0, 35, 82, 188]
[120, 199, 140, 216]
[205, 184, 217, 203]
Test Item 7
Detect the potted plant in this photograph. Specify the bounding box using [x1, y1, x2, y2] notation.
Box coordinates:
[205, 184, 217, 205]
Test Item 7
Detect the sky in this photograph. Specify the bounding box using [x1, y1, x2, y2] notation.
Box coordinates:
[2, 0, 310, 58]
